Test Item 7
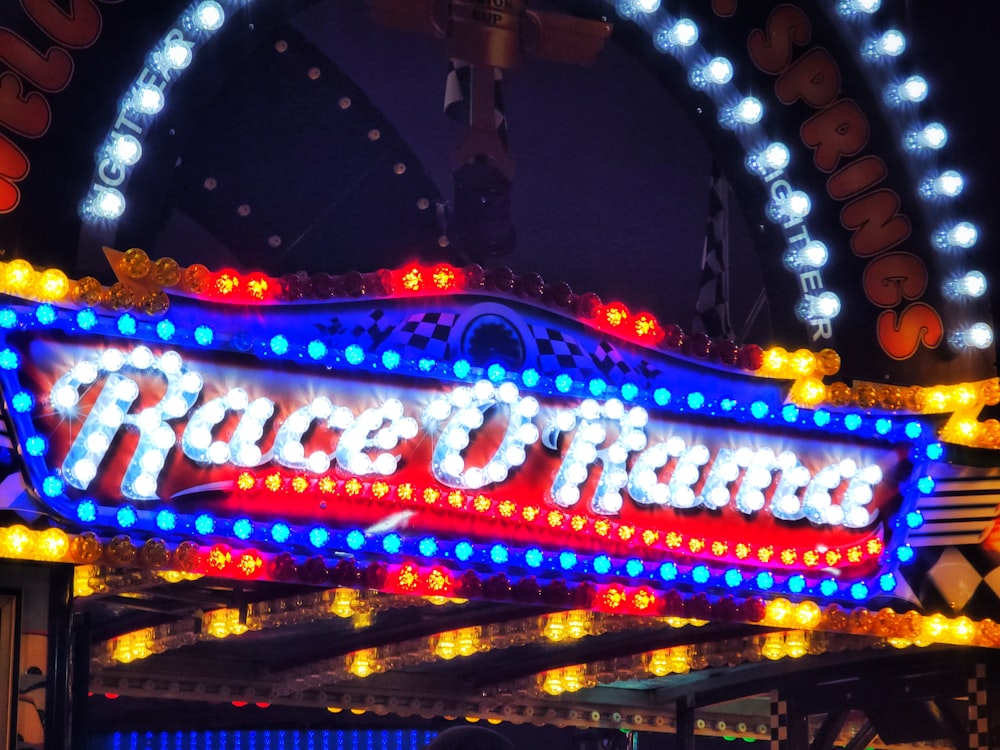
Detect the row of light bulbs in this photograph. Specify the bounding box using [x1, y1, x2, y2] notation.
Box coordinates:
[81, 0, 229, 223]
[614, 0, 991, 350]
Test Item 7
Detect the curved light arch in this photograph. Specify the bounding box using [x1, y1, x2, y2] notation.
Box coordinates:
[78, 0, 991, 359]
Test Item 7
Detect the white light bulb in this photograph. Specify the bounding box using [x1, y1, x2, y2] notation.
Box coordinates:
[746, 142, 790, 176]
[86, 187, 126, 220]
[886, 75, 927, 105]
[190, 0, 225, 31]
[162, 39, 193, 70]
[768, 190, 811, 222]
[944, 270, 988, 299]
[721, 96, 763, 128]
[109, 134, 142, 166]
[905, 122, 947, 151]
[920, 169, 964, 200]
[634, 0, 660, 13]
[952, 323, 994, 350]
[935, 221, 978, 251]
[131, 84, 164, 115]
[690, 56, 733, 88]
[797, 291, 841, 322]
[878, 29, 905, 55]
[784, 240, 829, 269]
[669, 18, 698, 46]
[846, 0, 881, 14]
[704, 57, 733, 84]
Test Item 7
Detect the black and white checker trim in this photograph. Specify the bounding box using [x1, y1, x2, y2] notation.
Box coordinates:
[769, 692, 788, 750]
[389, 311, 457, 360]
[592, 340, 632, 383]
[969, 663, 990, 750]
[530, 324, 593, 376]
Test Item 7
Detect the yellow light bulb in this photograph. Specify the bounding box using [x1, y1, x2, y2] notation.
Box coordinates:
[37, 268, 70, 300]
[434, 633, 457, 660]
[565, 610, 590, 639]
[765, 598, 793, 625]
[667, 646, 690, 674]
[330, 588, 357, 618]
[542, 613, 566, 642]
[0, 525, 35, 558]
[761, 633, 784, 661]
[789, 349, 816, 376]
[646, 650, 670, 677]
[541, 673, 564, 696]
[762, 347, 788, 375]
[793, 601, 821, 629]
[347, 648, 379, 678]
[456, 627, 480, 656]
[36, 528, 69, 560]
[4, 259, 35, 293]
[784, 631, 807, 659]
[949, 616, 976, 643]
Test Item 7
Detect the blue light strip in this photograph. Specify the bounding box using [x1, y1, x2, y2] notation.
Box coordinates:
[94, 731, 438, 750]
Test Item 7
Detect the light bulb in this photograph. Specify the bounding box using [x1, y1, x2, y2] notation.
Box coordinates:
[784, 240, 828, 269]
[690, 56, 732, 88]
[919, 169, 964, 200]
[154, 38, 193, 71]
[944, 271, 987, 299]
[796, 291, 841, 322]
[768, 190, 811, 222]
[720, 96, 763, 128]
[657, 18, 698, 50]
[130, 84, 164, 115]
[934, 221, 978, 251]
[885, 75, 927, 105]
[950, 323, 994, 350]
[878, 29, 906, 54]
[839, 0, 881, 16]
[905, 122, 947, 152]
[108, 134, 142, 166]
[745, 142, 790, 175]
[188, 0, 225, 32]
[84, 187, 125, 220]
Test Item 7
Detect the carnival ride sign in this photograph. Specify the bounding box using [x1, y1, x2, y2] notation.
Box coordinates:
[0, 286, 933, 598]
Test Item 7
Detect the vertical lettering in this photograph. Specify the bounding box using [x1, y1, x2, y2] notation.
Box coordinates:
[877, 304, 944, 359]
[0, 30, 73, 92]
[800, 98, 868, 172]
[827, 155, 886, 200]
[747, 5, 811, 74]
[0, 133, 30, 212]
[21, 0, 102, 49]
[862, 252, 928, 307]
[841, 188, 910, 257]
[0, 72, 52, 137]
[775, 47, 840, 108]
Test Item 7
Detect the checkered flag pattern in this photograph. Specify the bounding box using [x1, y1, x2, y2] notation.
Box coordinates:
[969, 664, 990, 750]
[347, 309, 394, 349]
[769, 693, 788, 750]
[530, 325, 594, 376]
[387, 311, 458, 360]
[592, 340, 632, 383]
[444, 60, 507, 144]
[693, 161, 734, 338]
[896, 544, 1000, 620]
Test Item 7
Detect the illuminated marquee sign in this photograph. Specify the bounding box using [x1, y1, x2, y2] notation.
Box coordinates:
[0, 291, 934, 597]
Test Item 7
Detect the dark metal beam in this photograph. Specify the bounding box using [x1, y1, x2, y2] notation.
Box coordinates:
[842, 720, 877, 750]
[808, 710, 847, 750]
